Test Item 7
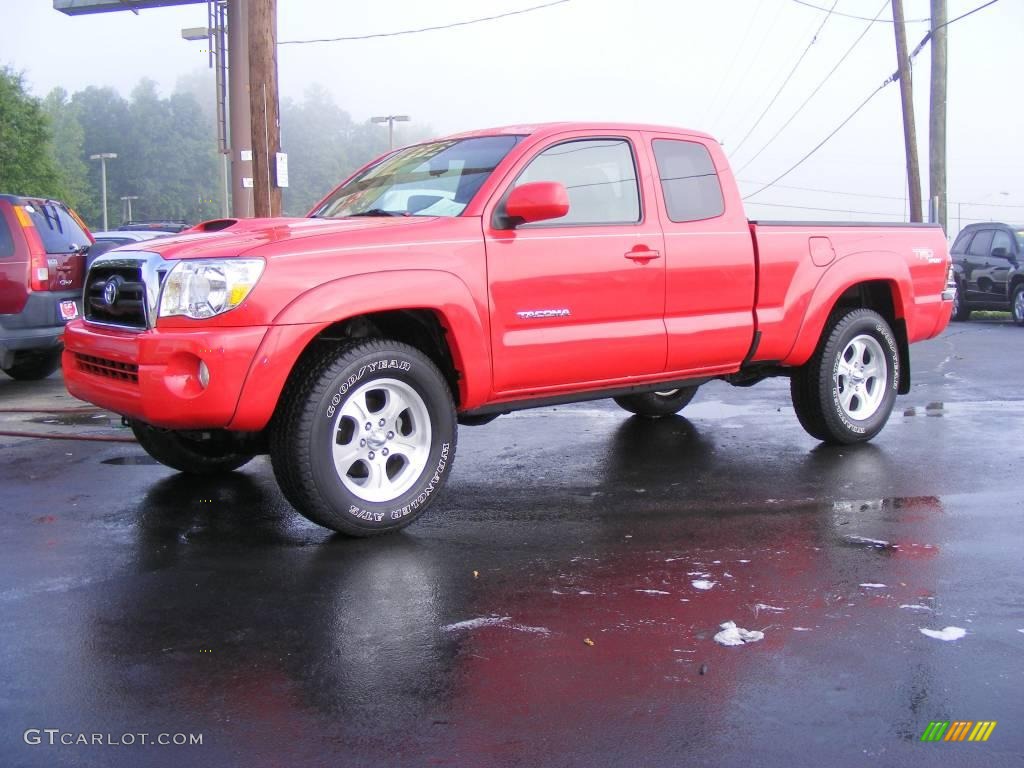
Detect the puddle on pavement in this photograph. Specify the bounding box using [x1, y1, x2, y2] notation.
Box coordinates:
[29, 413, 114, 427]
[102, 455, 159, 466]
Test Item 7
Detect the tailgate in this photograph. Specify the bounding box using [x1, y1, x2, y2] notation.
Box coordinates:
[23, 199, 91, 291]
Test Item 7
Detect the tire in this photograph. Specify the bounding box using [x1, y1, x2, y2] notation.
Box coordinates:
[130, 421, 254, 474]
[950, 280, 971, 321]
[270, 339, 457, 537]
[2, 349, 62, 381]
[1012, 283, 1024, 327]
[790, 308, 899, 445]
[613, 387, 698, 418]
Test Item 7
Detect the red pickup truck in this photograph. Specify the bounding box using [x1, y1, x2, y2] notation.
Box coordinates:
[63, 122, 953, 535]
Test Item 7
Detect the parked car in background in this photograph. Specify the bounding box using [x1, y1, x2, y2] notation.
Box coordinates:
[87, 230, 163, 268]
[118, 220, 190, 234]
[0, 194, 91, 380]
[1007, 234, 1024, 327]
[949, 222, 1023, 321]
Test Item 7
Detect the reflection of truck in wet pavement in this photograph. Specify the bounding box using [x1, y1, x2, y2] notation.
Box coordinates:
[62, 122, 953, 535]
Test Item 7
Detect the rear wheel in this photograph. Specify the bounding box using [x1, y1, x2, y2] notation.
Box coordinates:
[613, 387, 698, 418]
[130, 421, 254, 474]
[270, 339, 457, 537]
[1012, 283, 1024, 327]
[1, 349, 62, 381]
[790, 308, 899, 445]
[951, 281, 971, 321]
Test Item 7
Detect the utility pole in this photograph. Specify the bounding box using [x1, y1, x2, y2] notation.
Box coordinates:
[929, 0, 947, 232]
[247, 0, 282, 218]
[891, 0, 922, 222]
[227, 0, 253, 218]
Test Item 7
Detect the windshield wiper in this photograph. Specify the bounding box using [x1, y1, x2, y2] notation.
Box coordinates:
[346, 209, 408, 218]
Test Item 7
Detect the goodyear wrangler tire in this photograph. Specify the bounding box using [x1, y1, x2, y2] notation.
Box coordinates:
[790, 308, 899, 445]
[270, 340, 457, 536]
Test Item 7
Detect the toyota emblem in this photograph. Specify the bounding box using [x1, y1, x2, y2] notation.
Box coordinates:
[103, 278, 119, 306]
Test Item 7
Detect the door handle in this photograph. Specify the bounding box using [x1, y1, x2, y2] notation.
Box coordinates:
[624, 247, 661, 263]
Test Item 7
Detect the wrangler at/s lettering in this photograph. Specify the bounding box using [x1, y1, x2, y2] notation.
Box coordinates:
[63, 122, 953, 537]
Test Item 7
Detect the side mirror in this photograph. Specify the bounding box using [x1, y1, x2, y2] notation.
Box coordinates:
[504, 181, 569, 227]
[991, 246, 1010, 259]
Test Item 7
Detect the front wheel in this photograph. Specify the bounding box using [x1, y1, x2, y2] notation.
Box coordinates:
[613, 387, 698, 418]
[1012, 283, 1024, 327]
[130, 421, 254, 474]
[790, 308, 899, 445]
[270, 340, 457, 537]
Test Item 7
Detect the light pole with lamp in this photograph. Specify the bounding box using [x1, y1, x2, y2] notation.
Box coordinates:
[89, 153, 117, 231]
[371, 115, 410, 150]
[120, 195, 139, 224]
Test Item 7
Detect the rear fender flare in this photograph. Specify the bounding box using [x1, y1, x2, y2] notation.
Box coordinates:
[783, 252, 911, 368]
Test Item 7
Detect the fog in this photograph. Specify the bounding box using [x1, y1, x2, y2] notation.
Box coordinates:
[4, 0, 1022, 231]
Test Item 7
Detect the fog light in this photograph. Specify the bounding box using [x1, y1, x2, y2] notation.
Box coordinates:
[198, 360, 210, 388]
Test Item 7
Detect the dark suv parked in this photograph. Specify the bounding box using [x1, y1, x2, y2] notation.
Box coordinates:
[0, 195, 91, 380]
[949, 222, 1024, 322]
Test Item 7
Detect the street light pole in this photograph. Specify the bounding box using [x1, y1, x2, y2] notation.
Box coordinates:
[120, 195, 139, 224]
[371, 115, 411, 149]
[89, 153, 117, 231]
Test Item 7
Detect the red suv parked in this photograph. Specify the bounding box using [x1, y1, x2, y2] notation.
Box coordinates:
[0, 194, 91, 380]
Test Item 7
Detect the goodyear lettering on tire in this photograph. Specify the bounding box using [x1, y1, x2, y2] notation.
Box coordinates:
[326, 358, 412, 419]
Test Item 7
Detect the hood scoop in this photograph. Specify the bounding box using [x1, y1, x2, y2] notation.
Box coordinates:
[191, 218, 239, 232]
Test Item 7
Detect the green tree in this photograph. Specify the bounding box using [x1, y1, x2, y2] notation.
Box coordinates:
[0, 67, 64, 198]
[280, 85, 431, 216]
[42, 87, 90, 215]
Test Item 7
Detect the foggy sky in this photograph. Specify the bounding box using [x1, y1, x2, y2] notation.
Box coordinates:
[3, 0, 1022, 232]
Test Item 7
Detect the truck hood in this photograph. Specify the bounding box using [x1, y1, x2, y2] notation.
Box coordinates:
[141, 216, 438, 261]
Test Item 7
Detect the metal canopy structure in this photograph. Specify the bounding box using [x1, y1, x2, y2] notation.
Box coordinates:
[53, 0, 203, 15]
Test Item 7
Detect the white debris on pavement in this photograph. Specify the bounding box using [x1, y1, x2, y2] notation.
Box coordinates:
[692, 580, 716, 590]
[714, 621, 765, 646]
[900, 604, 933, 611]
[859, 583, 887, 588]
[441, 616, 551, 635]
[636, 589, 671, 595]
[844, 535, 891, 547]
[792, 627, 812, 631]
[754, 603, 785, 613]
[442, 616, 510, 632]
[920, 626, 967, 641]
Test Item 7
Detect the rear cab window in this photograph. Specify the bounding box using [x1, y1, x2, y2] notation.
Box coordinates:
[651, 139, 725, 222]
[24, 201, 91, 254]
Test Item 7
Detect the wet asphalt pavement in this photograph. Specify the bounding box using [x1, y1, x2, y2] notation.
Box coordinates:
[1, 319, 1023, 767]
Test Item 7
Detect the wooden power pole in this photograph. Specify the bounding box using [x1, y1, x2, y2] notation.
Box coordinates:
[929, 0, 947, 232]
[891, 0, 922, 222]
[247, 0, 282, 218]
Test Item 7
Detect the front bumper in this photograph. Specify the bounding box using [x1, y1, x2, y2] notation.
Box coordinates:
[62, 319, 269, 429]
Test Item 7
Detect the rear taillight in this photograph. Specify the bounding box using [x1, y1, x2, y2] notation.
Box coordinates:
[14, 205, 49, 291]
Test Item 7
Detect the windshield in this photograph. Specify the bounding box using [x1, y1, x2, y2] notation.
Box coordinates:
[311, 135, 524, 219]
[25, 201, 91, 254]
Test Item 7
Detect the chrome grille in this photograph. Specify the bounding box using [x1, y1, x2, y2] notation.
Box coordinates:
[82, 252, 172, 331]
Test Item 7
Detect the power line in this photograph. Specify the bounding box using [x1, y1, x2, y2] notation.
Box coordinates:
[742, 80, 893, 200]
[729, 0, 839, 155]
[704, 0, 768, 126]
[746, 201, 905, 216]
[790, 0, 928, 22]
[742, 0, 1004, 200]
[278, 0, 572, 45]
[733, 0, 890, 174]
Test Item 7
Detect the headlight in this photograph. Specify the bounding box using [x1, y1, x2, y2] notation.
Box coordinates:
[159, 259, 265, 319]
